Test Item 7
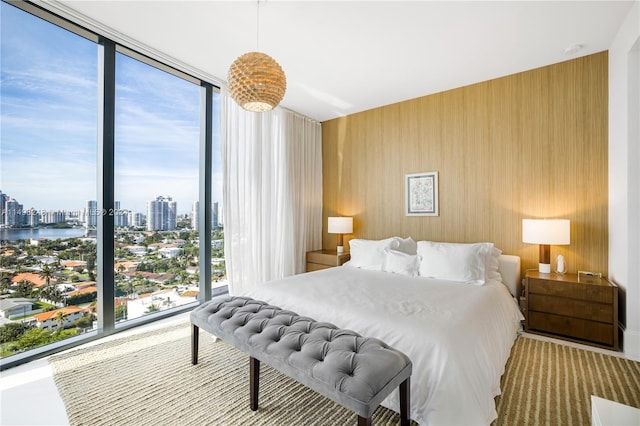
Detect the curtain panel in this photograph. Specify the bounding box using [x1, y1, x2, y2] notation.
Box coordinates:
[221, 89, 323, 294]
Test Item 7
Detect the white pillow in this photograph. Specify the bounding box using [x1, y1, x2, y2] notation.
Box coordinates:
[485, 246, 503, 282]
[394, 236, 417, 255]
[382, 248, 419, 276]
[348, 238, 399, 270]
[417, 241, 494, 285]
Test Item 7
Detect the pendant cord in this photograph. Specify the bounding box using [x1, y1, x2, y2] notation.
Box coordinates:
[256, 0, 260, 52]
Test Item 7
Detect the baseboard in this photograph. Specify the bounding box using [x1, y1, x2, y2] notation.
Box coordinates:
[520, 332, 625, 358]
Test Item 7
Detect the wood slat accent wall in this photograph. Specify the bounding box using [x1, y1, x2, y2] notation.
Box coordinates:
[322, 52, 608, 276]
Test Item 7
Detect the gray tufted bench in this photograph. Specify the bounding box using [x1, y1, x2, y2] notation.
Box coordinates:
[190, 296, 412, 426]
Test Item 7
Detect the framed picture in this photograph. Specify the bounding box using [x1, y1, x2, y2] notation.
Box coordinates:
[405, 172, 439, 216]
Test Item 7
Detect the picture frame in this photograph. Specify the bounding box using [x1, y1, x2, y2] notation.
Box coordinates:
[405, 171, 439, 216]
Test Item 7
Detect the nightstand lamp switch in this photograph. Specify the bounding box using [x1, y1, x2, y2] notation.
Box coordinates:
[523, 218, 570, 273]
[328, 216, 353, 254]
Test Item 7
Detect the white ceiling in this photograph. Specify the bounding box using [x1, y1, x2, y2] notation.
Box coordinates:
[56, 1, 635, 122]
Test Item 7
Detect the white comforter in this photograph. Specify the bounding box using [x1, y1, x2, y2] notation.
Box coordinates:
[245, 266, 523, 426]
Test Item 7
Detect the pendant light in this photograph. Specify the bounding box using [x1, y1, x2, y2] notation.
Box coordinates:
[227, 1, 286, 112]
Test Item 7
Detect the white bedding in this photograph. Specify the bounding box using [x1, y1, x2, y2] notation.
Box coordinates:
[245, 266, 523, 425]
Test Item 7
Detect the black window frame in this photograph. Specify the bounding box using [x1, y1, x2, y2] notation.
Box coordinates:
[0, 0, 221, 370]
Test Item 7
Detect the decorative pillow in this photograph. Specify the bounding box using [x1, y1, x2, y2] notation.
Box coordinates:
[382, 248, 420, 276]
[394, 236, 417, 255]
[348, 238, 400, 270]
[416, 241, 494, 285]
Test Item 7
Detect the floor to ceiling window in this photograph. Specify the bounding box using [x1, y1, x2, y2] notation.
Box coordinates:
[113, 52, 201, 322]
[210, 91, 226, 294]
[0, 0, 223, 367]
[0, 1, 98, 357]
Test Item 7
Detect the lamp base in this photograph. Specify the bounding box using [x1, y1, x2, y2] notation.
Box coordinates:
[538, 263, 551, 273]
[337, 245, 344, 254]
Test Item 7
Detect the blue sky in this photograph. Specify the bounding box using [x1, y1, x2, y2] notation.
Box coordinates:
[0, 2, 222, 215]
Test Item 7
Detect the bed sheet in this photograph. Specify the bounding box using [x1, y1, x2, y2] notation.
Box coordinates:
[245, 266, 523, 425]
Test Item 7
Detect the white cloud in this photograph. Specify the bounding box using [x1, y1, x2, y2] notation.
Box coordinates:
[0, 2, 221, 216]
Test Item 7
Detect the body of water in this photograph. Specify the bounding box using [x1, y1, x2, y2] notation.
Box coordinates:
[0, 227, 92, 241]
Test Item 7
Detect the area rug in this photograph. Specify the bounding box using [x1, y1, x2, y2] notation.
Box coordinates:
[494, 335, 640, 425]
[49, 322, 640, 425]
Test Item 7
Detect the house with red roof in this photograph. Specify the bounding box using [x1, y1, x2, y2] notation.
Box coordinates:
[74, 281, 97, 290]
[33, 306, 85, 331]
[61, 260, 86, 272]
[11, 272, 50, 288]
[66, 286, 97, 298]
[114, 261, 138, 273]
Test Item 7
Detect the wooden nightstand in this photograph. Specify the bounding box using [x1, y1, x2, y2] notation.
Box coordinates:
[305, 250, 350, 272]
[525, 271, 619, 350]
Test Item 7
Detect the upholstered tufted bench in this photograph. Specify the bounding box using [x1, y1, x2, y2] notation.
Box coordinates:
[190, 296, 412, 426]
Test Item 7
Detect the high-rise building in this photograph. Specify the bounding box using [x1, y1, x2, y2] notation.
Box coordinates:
[4, 198, 23, 226]
[41, 210, 66, 224]
[212, 202, 219, 229]
[86, 200, 97, 228]
[146, 196, 177, 231]
[0, 191, 7, 225]
[127, 211, 144, 227]
[191, 200, 199, 230]
[113, 201, 129, 227]
[25, 208, 39, 227]
[169, 201, 177, 230]
[191, 201, 222, 230]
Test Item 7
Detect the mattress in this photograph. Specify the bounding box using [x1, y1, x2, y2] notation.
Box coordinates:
[245, 265, 523, 425]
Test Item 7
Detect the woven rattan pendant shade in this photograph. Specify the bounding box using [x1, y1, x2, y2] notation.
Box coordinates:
[227, 51, 286, 112]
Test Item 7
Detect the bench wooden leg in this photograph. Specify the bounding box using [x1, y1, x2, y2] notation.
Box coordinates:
[400, 377, 410, 426]
[250, 356, 260, 411]
[191, 324, 199, 365]
[357, 415, 372, 426]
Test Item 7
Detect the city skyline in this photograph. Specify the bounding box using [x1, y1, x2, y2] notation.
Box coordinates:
[0, 2, 223, 215]
[0, 188, 222, 226]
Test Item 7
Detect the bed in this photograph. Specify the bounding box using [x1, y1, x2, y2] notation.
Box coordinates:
[244, 238, 524, 425]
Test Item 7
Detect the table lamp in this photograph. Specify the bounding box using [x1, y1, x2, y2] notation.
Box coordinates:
[328, 217, 353, 254]
[522, 218, 570, 273]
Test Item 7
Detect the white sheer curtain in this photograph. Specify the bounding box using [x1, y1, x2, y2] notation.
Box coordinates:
[221, 88, 323, 295]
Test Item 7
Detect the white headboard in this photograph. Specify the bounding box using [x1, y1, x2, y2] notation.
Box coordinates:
[498, 254, 521, 297]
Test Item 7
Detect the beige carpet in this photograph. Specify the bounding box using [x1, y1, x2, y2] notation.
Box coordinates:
[494, 336, 640, 425]
[49, 322, 640, 426]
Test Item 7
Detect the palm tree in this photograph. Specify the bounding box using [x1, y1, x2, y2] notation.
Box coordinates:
[54, 311, 66, 332]
[115, 303, 127, 321]
[86, 254, 96, 281]
[15, 280, 35, 298]
[39, 264, 63, 306]
[0, 272, 13, 294]
[87, 303, 97, 321]
[117, 264, 126, 277]
[49, 287, 65, 306]
[38, 264, 54, 287]
[126, 280, 136, 297]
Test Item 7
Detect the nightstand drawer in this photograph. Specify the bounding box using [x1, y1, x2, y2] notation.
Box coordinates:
[528, 311, 614, 346]
[305, 262, 333, 272]
[528, 294, 613, 323]
[305, 250, 350, 272]
[529, 278, 613, 303]
[306, 251, 348, 266]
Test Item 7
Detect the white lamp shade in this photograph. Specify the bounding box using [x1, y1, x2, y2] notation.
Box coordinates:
[522, 219, 570, 245]
[328, 217, 353, 234]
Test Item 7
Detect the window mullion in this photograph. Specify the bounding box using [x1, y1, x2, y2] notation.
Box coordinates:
[97, 37, 116, 332]
[199, 83, 213, 302]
